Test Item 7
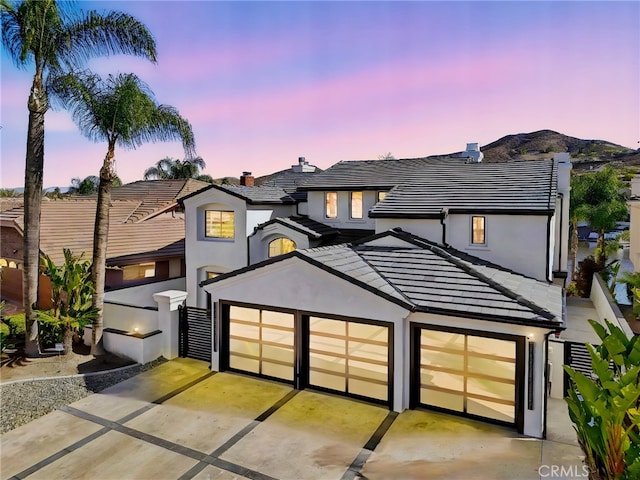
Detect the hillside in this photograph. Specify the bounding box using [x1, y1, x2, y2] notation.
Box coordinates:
[480, 130, 639, 170]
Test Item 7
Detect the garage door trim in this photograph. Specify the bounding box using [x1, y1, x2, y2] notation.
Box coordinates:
[410, 322, 525, 433]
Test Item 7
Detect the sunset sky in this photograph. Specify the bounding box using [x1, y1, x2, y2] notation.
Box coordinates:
[1, 1, 638, 189]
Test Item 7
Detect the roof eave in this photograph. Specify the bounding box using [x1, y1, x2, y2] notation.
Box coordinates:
[413, 305, 564, 330]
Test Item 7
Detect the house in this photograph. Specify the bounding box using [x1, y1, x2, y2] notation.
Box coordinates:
[180, 161, 324, 307]
[0, 179, 208, 306]
[180, 147, 571, 437]
[201, 229, 564, 438]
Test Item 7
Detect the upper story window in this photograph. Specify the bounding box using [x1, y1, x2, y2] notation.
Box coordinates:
[269, 238, 296, 257]
[377, 191, 388, 202]
[325, 192, 338, 219]
[205, 210, 235, 239]
[350, 192, 363, 219]
[471, 216, 486, 245]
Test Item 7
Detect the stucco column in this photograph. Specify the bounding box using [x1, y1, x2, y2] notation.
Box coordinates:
[153, 290, 188, 360]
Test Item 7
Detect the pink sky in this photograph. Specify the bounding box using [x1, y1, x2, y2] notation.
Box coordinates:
[1, 1, 638, 189]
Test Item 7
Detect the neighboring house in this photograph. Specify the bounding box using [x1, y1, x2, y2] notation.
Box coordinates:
[0, 179, 208, 306]
[180, 146, 571, 437]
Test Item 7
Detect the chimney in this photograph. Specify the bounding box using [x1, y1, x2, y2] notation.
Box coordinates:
[291, 156, 316, 173]
[465, 142, 483, 163]
[240, 171, 254, 186]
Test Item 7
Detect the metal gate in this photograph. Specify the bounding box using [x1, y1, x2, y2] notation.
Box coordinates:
[179, 305, 212, 362]
[563, 341, 596, 394]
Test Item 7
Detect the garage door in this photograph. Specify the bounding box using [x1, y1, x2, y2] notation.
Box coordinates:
[417, 328, 519, 425]
[228, 305, 295, 382]
[308, 316, 390, 403]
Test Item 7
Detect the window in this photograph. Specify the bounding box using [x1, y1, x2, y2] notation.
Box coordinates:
[122, 263, 155, 281]
[269, 238, 296, 257]
[205, 210, 235, 239]
[207, 272, 219, 279]
[377, 191, 387, 202]
[472, 216, 486, 245]
[325, 192, 338, 219]
[350, 192, 363, 219]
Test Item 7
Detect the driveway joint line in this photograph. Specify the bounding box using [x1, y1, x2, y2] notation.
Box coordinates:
[7, 426, 110, 480]
[61, 406, 206, 461]
[152, 370, 217, 405]
[178, 389, 299, 480]
[341, 411, 398, 480]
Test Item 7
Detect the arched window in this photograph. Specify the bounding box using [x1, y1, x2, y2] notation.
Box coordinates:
[268, 238, 296, 257]
[0, 259, 7, 267]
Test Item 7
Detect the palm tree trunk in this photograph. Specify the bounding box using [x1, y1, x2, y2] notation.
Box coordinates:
[63, 326, 74, 355]
[596, 230, 606, 269]
[23, 73, 48, 358]
[91, 149, 115, 356]
[570, 219, 580, 281]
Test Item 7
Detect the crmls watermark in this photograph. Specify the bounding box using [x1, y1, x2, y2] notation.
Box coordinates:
[538, 465, 589, 478]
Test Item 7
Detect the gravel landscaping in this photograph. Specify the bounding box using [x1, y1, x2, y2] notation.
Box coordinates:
[0, 357, 167, 433]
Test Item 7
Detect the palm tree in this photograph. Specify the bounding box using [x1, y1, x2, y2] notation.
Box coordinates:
[69, 175, 121, 195]
[50, 71, 196, 355]
[143, 156, 210, 181]
[569, 172, 588, 279]
[580, 167, 628, 268]
[1, 0, 156, 356]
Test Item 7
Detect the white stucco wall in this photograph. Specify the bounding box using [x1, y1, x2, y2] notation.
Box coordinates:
[375, 218, 443, 243]
[307, 190, 380, 230]
[183, 188, 296, 307]
[553, 157, 571, 277]
[249, 223, 313, 264]
[629, 200, 640, 272]
[376, 214, 552, 282]
[204, 256, 411, 411]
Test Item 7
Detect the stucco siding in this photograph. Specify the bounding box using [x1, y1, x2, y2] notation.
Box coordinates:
[377, 214, 550, 281]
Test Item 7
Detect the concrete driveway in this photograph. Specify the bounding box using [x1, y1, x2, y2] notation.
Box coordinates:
[1, 358, 585, 480]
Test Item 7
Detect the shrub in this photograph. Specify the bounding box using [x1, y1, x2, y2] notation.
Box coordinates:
[574, 256, 601, 297]
[4, 313, 26, 337]
[564, 320, 640, 479]
[37, 311, 65, 348]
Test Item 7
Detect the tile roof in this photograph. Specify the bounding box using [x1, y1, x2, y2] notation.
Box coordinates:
[218, 185, 297, 204]
[253, 216, 339, 240]
[3, 199, 186, 265]
[370, 159, 558, 217]
[80, 179, 209, 223]
[256, 168, 323, 193]
[299, 156, 465, 190]
[204, 229, 563, 328]
[179, 184, 297, 205]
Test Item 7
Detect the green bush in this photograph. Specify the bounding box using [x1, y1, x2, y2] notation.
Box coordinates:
[37, 311, 64, 347]
[0, 322, 9, 336]
[564, 320, 640, 479]
[4, 313, 26, 337]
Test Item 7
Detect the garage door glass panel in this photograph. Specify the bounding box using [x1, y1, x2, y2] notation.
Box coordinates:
[467, 398, 515, 422]
[467, 357, 515, 379]
[309, 316, 389, 402]
[228, 306, 294, 381]
[418, 328, 518, 425]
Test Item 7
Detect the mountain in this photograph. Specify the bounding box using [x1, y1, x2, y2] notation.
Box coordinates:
[479, 130, 639, 170]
